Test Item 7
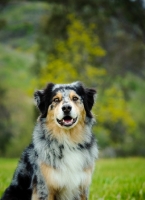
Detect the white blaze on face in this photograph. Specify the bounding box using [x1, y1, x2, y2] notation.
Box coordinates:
[53, 89, 84, 128]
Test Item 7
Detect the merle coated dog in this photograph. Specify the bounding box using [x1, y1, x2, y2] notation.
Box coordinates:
[1, 82, 98, 200]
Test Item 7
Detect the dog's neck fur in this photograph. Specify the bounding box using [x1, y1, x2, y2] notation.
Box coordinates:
[33, 117, 96, 168]
[36, 116, 94, 143]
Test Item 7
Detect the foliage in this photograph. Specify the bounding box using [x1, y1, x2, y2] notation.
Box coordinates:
[95, 85, 136, 137]
[0, 2, 52, 157]
[37, 0, 145, 157]
[36, 9, 141, 156]
[0, 1, 145, 157]
[116, 74, 145, 156]
[0, 44, 34, 157]
[38, 14, 106, 86]
[0, 2, 50, 50]
[0, 158, 145, 199]
[38, 0, 145, 77]
[45, 0, 145, 38]
[0, 0, 10, 8]
[94, 82, 137, 156]
[0, 86, 12, 155]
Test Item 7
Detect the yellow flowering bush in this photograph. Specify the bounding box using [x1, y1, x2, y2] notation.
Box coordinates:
[38, 14, 106, 86]
[94, 85, 136, 146]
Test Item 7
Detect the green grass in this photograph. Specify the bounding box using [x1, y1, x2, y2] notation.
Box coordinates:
[0, 158, 17, 196]
[0, 158, 145, 199]
[90, 158, 145, 200]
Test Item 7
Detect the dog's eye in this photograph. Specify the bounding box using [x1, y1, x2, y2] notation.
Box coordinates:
[53, 98, 60, 103]
[72, 96, 78, 101]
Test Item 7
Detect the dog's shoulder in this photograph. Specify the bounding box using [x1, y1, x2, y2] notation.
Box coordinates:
[14, 143, 36, 176]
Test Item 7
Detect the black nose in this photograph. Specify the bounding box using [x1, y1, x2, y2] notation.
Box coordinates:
[62, 104, 72, 113]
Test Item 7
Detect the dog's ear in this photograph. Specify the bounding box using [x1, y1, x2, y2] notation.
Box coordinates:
[84, 87, 97, 118]
[34, 83, 54, 117]
[74, 82, 96, 118]
[85, 88, 96, 110]
[34, 89, 45, 113]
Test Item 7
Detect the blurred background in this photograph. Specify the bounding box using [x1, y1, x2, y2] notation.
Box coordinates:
[0, 0, 145, 158]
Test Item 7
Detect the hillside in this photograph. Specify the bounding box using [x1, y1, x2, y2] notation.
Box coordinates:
[0, 2, 50, 157]
[0, 2, 50, 50]
[0, 1, 145, 157]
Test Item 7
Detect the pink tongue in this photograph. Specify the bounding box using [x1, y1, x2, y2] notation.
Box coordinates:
[63, 119, 73, 125]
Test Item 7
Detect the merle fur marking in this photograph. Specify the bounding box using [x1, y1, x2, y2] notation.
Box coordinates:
[1, 81, 98, 200]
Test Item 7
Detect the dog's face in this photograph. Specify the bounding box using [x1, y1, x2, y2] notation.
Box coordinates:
[34, 82, 96, 129]
[50, 89, 85, 129]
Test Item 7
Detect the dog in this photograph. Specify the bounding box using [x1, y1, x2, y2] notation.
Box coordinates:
[1, 81, 98, 200]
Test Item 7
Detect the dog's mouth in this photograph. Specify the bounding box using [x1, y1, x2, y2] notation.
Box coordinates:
[57, 116, 77, 127]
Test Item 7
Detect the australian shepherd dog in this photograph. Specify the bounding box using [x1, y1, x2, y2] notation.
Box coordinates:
[1, 81, 98, 200]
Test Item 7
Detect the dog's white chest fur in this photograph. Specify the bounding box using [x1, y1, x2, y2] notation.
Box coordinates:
[41, 145, 93, 199]
[55, 150, 91, 187]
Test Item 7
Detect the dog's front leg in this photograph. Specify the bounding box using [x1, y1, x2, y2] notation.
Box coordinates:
[31, 174, 48, 200]
[31, 187, 55, 200]
[32, 173, 56, 200]
[46, 189, 56, 200]
[80, 187, 89, 200]
[31, 186, 38, 200]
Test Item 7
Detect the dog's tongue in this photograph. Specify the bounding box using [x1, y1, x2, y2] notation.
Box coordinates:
[63, 118, 73, 125]
[63, 117, 73, 125]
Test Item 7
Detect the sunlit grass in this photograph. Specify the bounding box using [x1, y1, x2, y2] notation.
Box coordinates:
[90, 158, 145, 200]
[0, 158, 145, 199]
[0, 158, 17, 197]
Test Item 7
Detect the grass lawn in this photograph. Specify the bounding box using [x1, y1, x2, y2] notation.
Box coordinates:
[0, 157, 145, 199]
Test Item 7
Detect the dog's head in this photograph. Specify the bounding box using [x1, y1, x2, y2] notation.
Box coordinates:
[34, 82, 96, 129]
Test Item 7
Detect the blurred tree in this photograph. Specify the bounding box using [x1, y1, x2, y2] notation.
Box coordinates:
[116, 74, 145, 156]
[0, 86, 12, 155]
[38, 15, 106, 86]
[35, 11, 137, 156]
[30, 0, 145, 156]
[95, 84, 136, 144]
[44, 0, 145, 38]
[36, 0, 145, 78]
[0, 0, 10, 8]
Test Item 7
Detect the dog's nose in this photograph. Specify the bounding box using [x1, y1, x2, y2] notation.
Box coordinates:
[62, 104, 72, 113]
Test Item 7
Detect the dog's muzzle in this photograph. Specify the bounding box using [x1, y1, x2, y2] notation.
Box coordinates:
[57, 116, 77, 127]
[57, 104, 77, 127]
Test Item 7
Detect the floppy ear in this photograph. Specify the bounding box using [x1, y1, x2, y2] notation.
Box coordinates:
[83, 87, 97, 118]
[74, 82, 96, 118]
[85, 88, 97, 111]
[34, 89, 45, 114]
[34, 83, 55, 117]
